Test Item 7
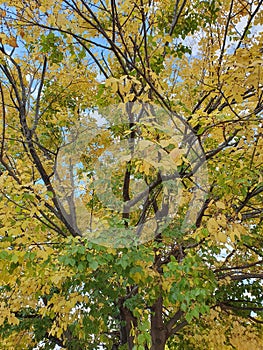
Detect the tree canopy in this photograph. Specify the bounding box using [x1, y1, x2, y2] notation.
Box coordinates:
[0, 0, 262, 349]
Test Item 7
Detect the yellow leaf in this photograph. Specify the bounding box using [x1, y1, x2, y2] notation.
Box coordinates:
[207, 218, 220, 233]
[229, 223, 247, 242]
[162, 280, 172, 292]
[170, 148, 183, 165]
[218, 214, 227, 229]
[7, 37, 18, 48]
[36, 250, 50, 260]
[131, 271, 143, 284]
[105, 77, 119, 93]
[50, 274, 63, 285]
[216, 201, 226, 209]
[141, 160, 151, 175]
[8, 314, 19, 326]
[123, 93, 135, 102]
[159, 139, 172, 147]
[0, 32, 7, 43]
[215, 231, 227, 243]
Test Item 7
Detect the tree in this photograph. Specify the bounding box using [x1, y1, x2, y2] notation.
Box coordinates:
[0, 0, 262, 349]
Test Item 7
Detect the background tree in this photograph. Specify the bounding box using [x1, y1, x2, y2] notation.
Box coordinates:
[0, 0, 263, 349]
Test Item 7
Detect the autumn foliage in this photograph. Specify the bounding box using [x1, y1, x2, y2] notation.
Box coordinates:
[0, 0, 263, 349]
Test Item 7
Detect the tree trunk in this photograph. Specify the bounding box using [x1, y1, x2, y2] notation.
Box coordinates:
[120, 303, 137, 350]
[150, 296, 167, 350]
